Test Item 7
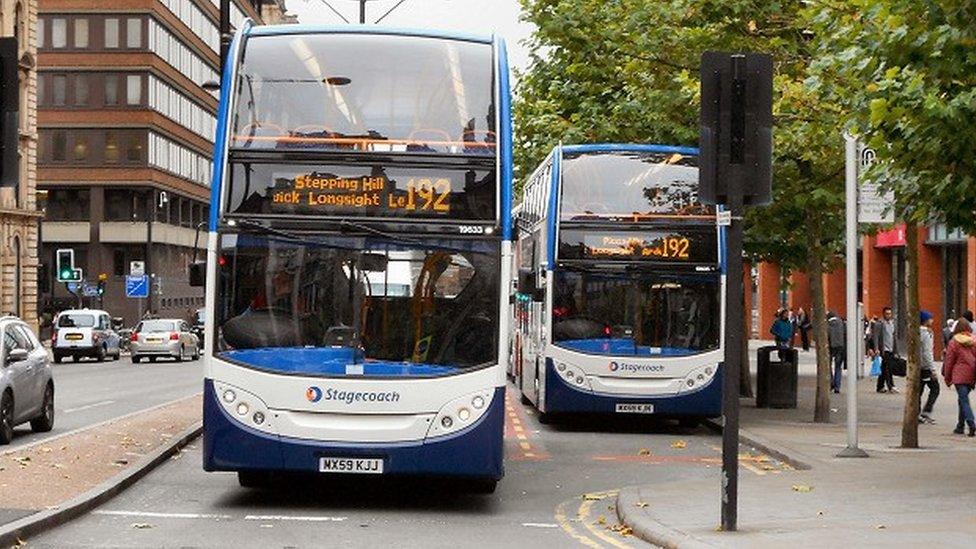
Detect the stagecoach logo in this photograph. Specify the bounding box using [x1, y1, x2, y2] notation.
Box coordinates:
[305, 386, 402, 405]
[609, 361, 665, 373]
[306, 386, 323, 402]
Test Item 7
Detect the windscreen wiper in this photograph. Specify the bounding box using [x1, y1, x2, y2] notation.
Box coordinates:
[338, 219, 424, 247]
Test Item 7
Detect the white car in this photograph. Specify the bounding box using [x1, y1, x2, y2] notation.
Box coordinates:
[1, 316, 54, 444]
[52, 309, 122, 363]
[130, 319, 201, 363]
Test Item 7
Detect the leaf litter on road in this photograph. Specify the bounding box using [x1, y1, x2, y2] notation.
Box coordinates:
[671, 440, 687, 449]
[792, 484, 813, 493]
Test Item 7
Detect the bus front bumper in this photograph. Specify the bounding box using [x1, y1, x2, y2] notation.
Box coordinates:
[202, 379, 504, 480]
[544, 359, 723, 417]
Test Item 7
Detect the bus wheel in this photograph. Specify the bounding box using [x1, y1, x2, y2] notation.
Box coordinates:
[465, 479, 497, 494]
[238, 471, 270, 488]
[537, 411, 553, 425]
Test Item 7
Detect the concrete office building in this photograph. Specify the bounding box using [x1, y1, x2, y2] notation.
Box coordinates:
[36, 0, 294, 326]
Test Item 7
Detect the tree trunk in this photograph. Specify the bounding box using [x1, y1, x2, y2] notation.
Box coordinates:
[805, 211, 832, 423]
[901, 221, 921, 448]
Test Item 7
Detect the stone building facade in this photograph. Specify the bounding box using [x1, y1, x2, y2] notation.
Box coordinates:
[0, 0, 39, 329]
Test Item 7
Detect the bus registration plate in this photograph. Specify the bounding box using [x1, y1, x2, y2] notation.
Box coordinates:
[616, 403, 655, 414]
[319, 457, 384, 474]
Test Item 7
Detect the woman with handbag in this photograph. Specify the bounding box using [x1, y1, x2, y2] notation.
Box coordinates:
[942, 318, 976, 436]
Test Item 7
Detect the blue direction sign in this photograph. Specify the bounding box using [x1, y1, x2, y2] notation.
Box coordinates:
[125, 275, 149, 298]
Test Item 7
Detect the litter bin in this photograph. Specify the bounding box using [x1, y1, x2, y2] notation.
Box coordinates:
[756, 346, 798, 409]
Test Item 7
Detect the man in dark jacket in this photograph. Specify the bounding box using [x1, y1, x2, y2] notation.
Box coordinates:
[872, 306, 898, 393]
[827, 312, 846, 393]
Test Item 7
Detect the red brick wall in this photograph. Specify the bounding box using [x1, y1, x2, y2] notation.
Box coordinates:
[862, 234, 892, 319]
[823, 267, 847, 317]
[757, 262, 781, 339]
[788, 271, 812, 314]
[969, 237, 976, 314]
[917, 227, 944, 356]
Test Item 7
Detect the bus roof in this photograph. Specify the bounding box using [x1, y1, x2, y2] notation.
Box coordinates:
[561, 143, 699, 156]
[246, 23, 494, 45]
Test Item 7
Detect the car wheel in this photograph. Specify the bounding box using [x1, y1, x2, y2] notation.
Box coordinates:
[132, 355, 141, 364]
[0, 391, 14, 445]
[148, 356, 157, 363]
[96, 345, 106, 363]
[53, 354, 62, 364]
[192, 346, 200, 361]
[176, 346, 185, 363]
[113, 349, 121, 361]
[30, 383, 55, 433]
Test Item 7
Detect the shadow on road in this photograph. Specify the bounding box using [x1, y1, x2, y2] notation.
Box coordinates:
[539, 413, 713, 436]
[216, 474, 499, 514]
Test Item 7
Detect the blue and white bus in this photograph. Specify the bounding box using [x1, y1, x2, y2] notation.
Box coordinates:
[511, 144, 723, 422]
[199, 23, 513, 492]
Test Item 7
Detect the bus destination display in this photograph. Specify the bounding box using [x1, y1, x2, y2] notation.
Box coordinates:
[226, 163, 496, 220]
[559, 229, 718, 263]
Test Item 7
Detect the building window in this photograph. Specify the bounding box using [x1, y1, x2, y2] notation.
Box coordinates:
[127, 136, 143, 162]
[37, 73, 44, 104]
[46, 188, 91, 221]
[113, 249, 126, 276]
[52, 131, 67, 161]
[74, 19, 89, 48]
[105, 18, 119, 48]
[105, 74, 118, 105]
[74, 74, 89, 105]
[126, 74, 141, 105]
[105, 132, 119, 162]
[126, 18, 142, 48]
[52, 74, 66, 105]
[52, 18, 66, 48]
[38, 18, 45, 48]
[73, 136, 89, 161]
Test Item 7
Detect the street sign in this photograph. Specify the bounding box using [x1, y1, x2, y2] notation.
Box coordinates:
[858, 182, 894, 224]
[81, 281, 100, 297]
[130, 261, 145, 277]
[66, 281, 80, 294]
[125, 275, 149, 298]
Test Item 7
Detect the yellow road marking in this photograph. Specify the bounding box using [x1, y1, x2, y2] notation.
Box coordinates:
[554, 498, 603, 548]
[578, 495, 633, 549]
[520, 441, 532, 450]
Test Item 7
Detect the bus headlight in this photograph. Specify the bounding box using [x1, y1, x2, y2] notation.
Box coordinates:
[427, 389, 494, 439]
[214, 382, 274, 434]
[554, 362, 592, 392]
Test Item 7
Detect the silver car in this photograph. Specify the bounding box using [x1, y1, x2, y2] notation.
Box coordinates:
[130, 319, 200, 363]
[1, 316, 55, 445]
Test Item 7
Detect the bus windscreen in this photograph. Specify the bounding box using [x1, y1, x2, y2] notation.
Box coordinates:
[231, 33, 495, 155]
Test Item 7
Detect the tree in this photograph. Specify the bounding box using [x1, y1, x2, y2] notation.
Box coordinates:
[810, 0, 976, 447]
[515, 0, 848, 422]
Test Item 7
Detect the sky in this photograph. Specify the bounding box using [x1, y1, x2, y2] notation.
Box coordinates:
[286, 0, 536, 70]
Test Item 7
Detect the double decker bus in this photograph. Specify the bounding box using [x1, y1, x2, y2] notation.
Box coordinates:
[199, 23, 513, 492]
[511, 144, 723, 422]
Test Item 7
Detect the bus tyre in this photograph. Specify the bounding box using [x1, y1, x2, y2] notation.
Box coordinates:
[465, 479, 497, 494]
[537, 411, 552, 425]
[520, 392, 532, 406]
[238, 471, 270, 488]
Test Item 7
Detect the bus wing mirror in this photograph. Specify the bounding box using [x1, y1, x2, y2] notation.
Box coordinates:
[189, 261, 207, 287]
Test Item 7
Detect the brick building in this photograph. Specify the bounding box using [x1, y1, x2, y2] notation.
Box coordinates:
[36, 0, 294, 327]
[0, 0, 39, 329]
[751, 225, 976, 356]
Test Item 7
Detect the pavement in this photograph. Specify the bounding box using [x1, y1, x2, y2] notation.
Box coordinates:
[617, 342, 976, 548]
[19, 386, 796, 548]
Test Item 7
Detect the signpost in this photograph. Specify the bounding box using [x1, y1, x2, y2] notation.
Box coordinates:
[130, 261, 145, 277]
[699, 52, 773, 532]
[837, 134, 873, 459]
[125, 275, 150, 299]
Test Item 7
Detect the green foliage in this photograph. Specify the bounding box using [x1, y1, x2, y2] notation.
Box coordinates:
[514, 0, 846, 274]
[809, 0, 976, 231]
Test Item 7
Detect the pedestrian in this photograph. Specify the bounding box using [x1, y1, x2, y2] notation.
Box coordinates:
[872, 306, 899, 393]
[918, 310, 940, 424]
[943, 318, 956, 356]
[865, 315, 877, 357]
[797, 307, 812, 351]
[788, 308, 797, 346]
[942, 317, 976, 436]
[770, 309, 794, 361]
[827, 311, 845, 393]
[964, 310, 974, 324]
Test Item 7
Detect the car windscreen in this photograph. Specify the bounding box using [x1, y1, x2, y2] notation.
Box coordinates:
[58, 314, 95, 328]
[139, 320, 177, 332]
[214, 232, 501, 378]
